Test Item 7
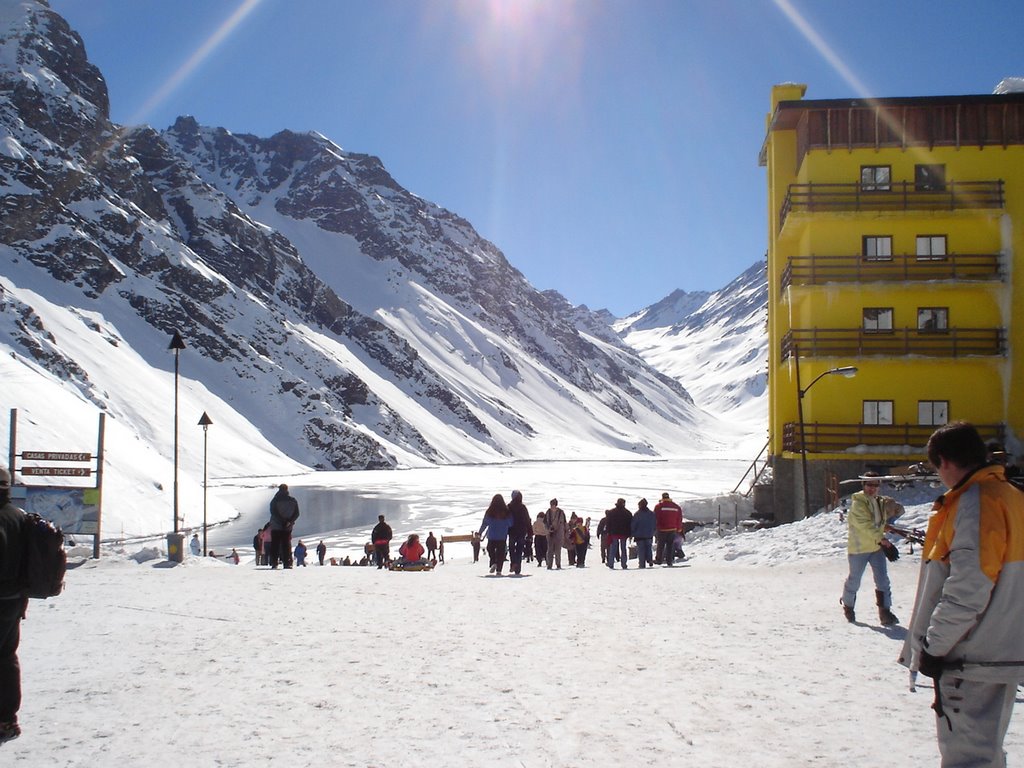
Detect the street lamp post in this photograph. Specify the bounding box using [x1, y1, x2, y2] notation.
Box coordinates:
[169, 331, 186, 534]
[796, 349, 857, 518]
[198, 412, 213, 557]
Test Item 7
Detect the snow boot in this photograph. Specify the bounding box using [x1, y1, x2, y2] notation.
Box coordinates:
[876, 590, 899, 626]
[840, 598, 855, 623]
[0, 720, 20, 744]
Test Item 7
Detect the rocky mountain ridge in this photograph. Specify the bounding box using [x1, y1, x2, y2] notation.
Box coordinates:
[0, 0, 756, 497]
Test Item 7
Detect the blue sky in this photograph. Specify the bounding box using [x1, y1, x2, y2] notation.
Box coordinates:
[49, 0, 1022, 316]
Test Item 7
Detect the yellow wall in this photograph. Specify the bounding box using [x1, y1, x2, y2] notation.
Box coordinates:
[765, 85, 1023, 461]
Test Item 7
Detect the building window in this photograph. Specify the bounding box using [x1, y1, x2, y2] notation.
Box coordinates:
[918, 401, 949, 426]
[860, 165, 891, 192]
[863, 307, 894, 333]
[916, 235, 947, 261]
[915, 164, 946, 191]
[863, 235, 893, 261]
[918, 307, 949, 332]
[864, 400, 894, 425]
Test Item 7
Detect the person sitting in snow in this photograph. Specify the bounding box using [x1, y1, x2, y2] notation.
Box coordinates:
[396, 534, 427, 568]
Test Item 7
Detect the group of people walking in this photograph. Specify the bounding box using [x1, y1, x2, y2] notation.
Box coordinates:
[476, 491, 690, 575]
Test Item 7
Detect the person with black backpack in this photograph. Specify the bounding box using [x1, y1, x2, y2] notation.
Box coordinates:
[0, 467, 26, 744]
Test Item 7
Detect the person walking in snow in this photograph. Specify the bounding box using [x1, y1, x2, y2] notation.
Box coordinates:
[269, 484, 300, 569]
[471, 531, 482, 563]
[293, 540, 308, 567]
[425, 532, 438, 563]
[570, 516, 590, 568]
[899, 422, 1024, 766]
[478, 494, 514, 575]
[532, 512, 549, 567]
[544, 499, 568, 570]
[568, 513, 583, 566]
[316, 540, 327, 566]
[840, 471, 901, 625]
[260, 525, 272, 566]
[507, 491, 531, 575]
[189, 533, 201, 556]
[654, 492, 683, 566]
[253, 529, 263, 565]
[371, 515, 393, 569]
[631, 498, 656, 568]
[596, 510, 610, 564]
[605, 499, 633, 569]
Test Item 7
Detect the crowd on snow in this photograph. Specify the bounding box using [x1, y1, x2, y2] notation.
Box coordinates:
[241, 483, 695, 574]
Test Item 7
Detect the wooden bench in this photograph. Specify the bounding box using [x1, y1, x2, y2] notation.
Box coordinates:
[440, 534, 475, 544]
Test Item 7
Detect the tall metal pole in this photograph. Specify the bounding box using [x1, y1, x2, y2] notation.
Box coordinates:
[169, 331, 186, 533]
[198, 412, 213, 556]
[795, 349, 858, 519]
[795, 350, 810, 521]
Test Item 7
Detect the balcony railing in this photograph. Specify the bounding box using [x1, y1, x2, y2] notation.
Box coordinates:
[779, 180, 1004, 230]
[781, 327, 1006, 360]
[782, 422, 1005, 454]
[781, 253, 1003, 289]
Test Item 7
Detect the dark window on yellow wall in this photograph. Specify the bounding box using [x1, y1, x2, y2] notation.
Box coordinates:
[864, 401, 894, 425]
[915, 164, 946, 191]
[861, 165, 891, 191]
[863, 307, 893, 333]
[916, 235, 947, 261]
[863, 236, 893, 261]
[918, 308, 949, 332]
[918, 401, 949, 426]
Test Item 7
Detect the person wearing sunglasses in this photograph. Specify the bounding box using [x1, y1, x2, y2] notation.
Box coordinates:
[840, 471, 902, 625]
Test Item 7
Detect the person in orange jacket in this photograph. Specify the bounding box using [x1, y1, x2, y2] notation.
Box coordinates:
[899, 422, 1024, 766]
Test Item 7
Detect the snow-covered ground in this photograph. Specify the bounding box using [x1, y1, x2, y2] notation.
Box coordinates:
[7, 467, 1022, 767]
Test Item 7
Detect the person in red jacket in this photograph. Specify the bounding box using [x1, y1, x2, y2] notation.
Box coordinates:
[654, 492, 683, 567]
[398, 534, 426, 565]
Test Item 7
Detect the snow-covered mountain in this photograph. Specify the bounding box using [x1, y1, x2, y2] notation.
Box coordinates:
[0, 1, 766, 535]
[616, 261, 768, 430]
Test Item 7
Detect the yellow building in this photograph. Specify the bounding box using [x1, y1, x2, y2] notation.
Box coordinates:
[760, 84, 1024, 522]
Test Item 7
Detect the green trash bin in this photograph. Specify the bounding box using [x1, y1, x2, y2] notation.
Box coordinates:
[166, 532, 184, 563]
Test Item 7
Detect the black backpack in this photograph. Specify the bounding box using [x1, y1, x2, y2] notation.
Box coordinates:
[21, 512, 67, 599]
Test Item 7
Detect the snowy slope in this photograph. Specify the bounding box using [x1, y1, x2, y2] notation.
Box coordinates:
[617, 261, 768, 431]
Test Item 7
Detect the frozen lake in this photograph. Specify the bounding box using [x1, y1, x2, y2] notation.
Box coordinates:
[204, 456, 758, 560]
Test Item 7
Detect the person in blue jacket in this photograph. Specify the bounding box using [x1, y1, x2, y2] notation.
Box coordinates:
[630, 498, 657, 568]
[478, 494, 514, 575]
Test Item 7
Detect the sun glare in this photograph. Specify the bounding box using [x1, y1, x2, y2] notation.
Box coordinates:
[453, 0, 586, 96]
[126, 0, 265, 126]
